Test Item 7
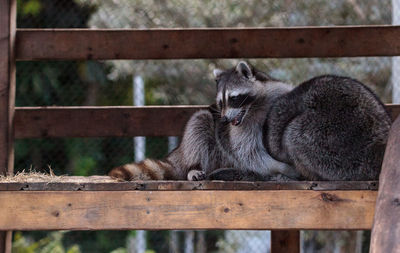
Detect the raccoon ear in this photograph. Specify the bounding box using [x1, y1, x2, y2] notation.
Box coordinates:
[213, 68, 223, 78]
[236, 61, 253, 79]
[254, 71, 270, 82]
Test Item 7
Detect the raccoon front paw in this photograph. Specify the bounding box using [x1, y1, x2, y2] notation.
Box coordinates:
[187, 170, 206, 181]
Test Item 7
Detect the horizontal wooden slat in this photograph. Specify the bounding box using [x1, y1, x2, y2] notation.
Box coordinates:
[14, 106, 205, 138]
[16, 26, 400, 60]
[0, 190, 376, 230]
[0, 176, 378, 191]
[14, 104, 400, 138]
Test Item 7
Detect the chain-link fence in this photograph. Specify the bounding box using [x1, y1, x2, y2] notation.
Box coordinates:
[14, 0, 393, 252]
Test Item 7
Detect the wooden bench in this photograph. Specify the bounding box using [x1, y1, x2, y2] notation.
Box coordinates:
[1, 1, 400, 252]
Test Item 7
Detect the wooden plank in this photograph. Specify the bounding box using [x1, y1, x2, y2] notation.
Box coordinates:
[15, 26, 400, 60]
[0, 0, 16, 252]
[385, 104, 400, 121]
[271, 230, 300, 253]
[0, 233, 11, 253]
[13, 104, 399, 138]
[0, 0, 16, 174]
[0, 190, 376, 230]
[14, 106, 205, 138]
[0, 177, 379, 191]
[370, 116, 400, 252]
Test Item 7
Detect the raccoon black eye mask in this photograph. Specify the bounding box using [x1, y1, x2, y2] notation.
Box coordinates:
[228, 94, 255, 108]
[110, 61, 390, 182]
[226, 94, 255, 126]
[212, 61, 390, 181]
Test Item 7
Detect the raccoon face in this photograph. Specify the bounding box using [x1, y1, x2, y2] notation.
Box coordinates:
[213, 61, 258, 126]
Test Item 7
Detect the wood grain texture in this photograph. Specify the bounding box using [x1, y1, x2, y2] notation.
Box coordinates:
[15, 26, 400, 60]
[385, 104, 400, 121]
[370, 116, 400, 253]
[14, 106, 205, 138]
[14, 104, 399, 138]
[0, 0, 16, 252]
[0, 0, 16, 174]
[0, 177, 379, 191]
[0, 190, 376, 230]
[271, 230, 300, 253]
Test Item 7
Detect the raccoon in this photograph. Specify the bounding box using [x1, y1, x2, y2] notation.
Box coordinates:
[109, 61, 298, 181]
[210, 62, 299, 179]
[110, 61, 390, 181]
[109, 107, 223, 180]
[263, 74, 391, 180]
[212, 63, 391, 181]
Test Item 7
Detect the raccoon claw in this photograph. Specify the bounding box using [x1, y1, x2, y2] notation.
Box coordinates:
[187, 170, 206, 181]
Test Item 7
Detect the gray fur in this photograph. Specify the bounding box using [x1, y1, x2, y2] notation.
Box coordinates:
[111, 62, 390, 182]
[264, 75, 391, 180]
[165, 109, 224, 179]
[166, 62, 300, 180]
[182, 63, 391, 181]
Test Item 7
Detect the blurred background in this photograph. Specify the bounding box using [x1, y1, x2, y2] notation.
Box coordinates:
[13, 0, 395, 252]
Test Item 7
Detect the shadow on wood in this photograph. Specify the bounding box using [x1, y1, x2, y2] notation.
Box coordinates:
[271, 230, 299, 253]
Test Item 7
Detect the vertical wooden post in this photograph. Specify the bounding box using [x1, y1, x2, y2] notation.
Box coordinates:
[271, 230, 300, 253]
[0, 0, 16, 252]
[370, 116, 400, 253]
[0, 0, 16, 173]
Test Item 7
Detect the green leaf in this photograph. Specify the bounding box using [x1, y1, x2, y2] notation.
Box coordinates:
[74, 156, 97, 176]
[66, 245, 81, 253]
[110, 248, 127, 253]
[22, 0, 42, 16]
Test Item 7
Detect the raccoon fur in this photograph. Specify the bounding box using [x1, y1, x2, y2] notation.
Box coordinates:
[109, 61, 391, 181]
[263, 74, 391, 180]
[109, 61, 296, 181]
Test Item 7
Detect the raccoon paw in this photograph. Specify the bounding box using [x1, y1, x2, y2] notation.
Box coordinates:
[187, 170, 206, 181]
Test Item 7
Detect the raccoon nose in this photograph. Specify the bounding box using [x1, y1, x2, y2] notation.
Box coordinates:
[221, 116, 229, 123]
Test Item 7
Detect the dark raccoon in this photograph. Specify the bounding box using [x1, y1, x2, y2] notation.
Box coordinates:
[109, 61, 295, 181]
[263, 75, 391, 180]
[109, 105, 224, 181]
[110, 62, 391, 182]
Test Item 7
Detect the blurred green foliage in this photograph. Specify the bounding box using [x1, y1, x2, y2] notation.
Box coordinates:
[14, 0, 136, 252]
[12, 231, 80, 253]
[13, 0, 391, 252]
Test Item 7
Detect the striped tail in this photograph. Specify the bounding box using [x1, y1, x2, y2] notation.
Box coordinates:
[109, 159, 175, 181]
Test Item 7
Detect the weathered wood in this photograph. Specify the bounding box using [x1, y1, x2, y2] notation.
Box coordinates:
[385, 104, 400, 121]
[0, 0, 16, 174]
[0, 190, 376, 230]
[271, 230, 300, 253]
[0, 0, 16, 252]
[370, 116, 400, 253]
[0, 177, 379, 191]
[15, 26, 400, 60]
[14, 106, 204, 138]
[14, 104, 399, 138]
[0, 232, 11, 253]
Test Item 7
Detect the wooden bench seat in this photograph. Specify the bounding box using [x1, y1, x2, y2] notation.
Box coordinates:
[0, 179, 377, 230]
[2, 11, 400, 251]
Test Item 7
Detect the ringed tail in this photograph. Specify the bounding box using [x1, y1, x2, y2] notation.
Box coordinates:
[109, 159, 174, 181]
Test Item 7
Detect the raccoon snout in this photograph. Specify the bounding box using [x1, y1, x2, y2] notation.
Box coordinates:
[220, 116, 229, 124]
